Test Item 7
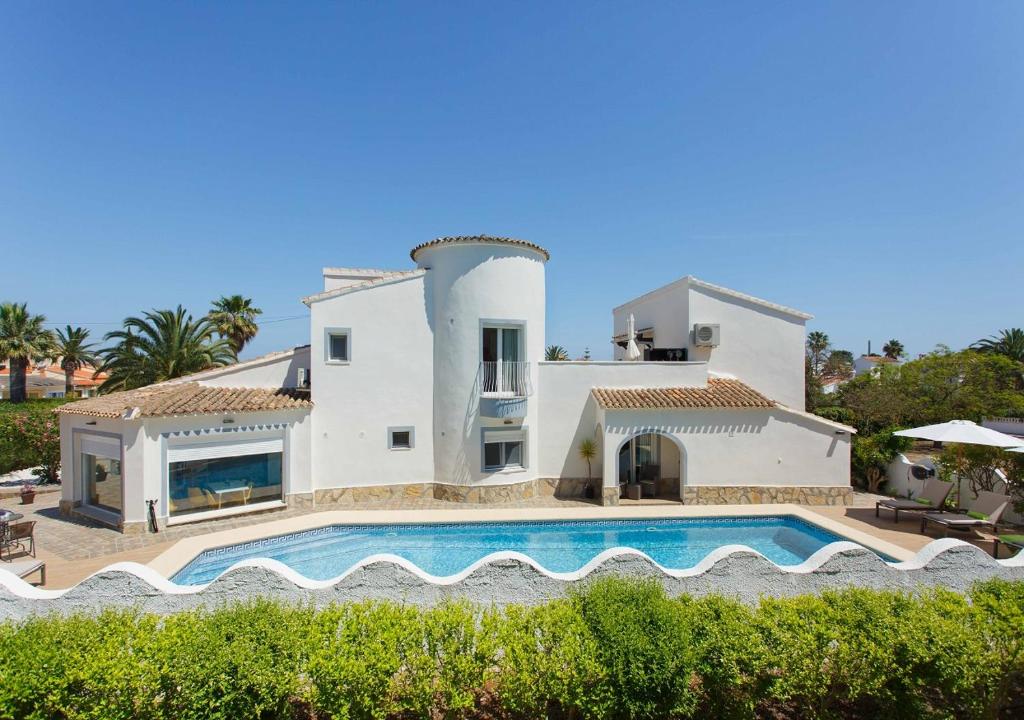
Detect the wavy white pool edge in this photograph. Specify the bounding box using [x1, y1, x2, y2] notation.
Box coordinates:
[0, 538, 1021, 618]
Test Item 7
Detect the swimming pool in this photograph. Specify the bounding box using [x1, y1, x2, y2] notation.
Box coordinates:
[171, 516, 879, 585]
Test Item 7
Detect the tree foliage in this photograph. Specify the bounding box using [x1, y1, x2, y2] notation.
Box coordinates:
[972, 328, 1024, 364]
[835, 349, 1024, 434]
[545, 344, 569, 361]
[53, 325, 97, 397]
[851, 428, 912, 493]
[208, 294, 262, 356]
[882, 338, 905, 359]
[96, 306, 236, 392]
[0, 302, 56, 403]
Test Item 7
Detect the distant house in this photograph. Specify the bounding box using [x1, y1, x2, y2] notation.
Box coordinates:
[853, 354, 901, 377]
[0, 362, 107, 399]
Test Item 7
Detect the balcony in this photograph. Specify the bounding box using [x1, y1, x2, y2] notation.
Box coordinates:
[480, 361, 531, 419]
[481, 361, 532, 397]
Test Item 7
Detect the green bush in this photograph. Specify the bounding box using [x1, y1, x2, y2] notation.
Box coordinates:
[0, 398, 68, 480]
[0, 579, 1022, 720]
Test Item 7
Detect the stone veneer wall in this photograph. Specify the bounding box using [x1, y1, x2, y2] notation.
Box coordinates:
[681, 485, 853, 506]
[314, 477, 596, 506]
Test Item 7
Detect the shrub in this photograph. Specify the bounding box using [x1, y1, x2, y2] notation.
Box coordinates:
[0, 579, 1022, 720]
[0, 398, 67, 480]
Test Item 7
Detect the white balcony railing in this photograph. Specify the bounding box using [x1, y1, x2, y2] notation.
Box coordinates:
[481, 361, 532, 397]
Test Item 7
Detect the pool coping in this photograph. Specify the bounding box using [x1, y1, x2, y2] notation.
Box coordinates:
[148, 504, 915, 578]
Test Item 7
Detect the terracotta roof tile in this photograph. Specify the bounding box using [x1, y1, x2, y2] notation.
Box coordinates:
[410, 235, 550, 262]
[591, 378, 774, 410]
[55, 382, 311, 419]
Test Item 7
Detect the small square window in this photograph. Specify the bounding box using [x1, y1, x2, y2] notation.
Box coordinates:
[392, 431, 410, 448]
[328, 332, 349, 362]
[388, 427, 414, 450]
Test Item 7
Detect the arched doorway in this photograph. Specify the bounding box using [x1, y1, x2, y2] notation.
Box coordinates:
[615, 431, 684, 500]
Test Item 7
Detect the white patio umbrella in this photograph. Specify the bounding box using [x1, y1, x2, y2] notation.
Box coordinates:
[1008, 446, 1024, 454]
[625, 313, 642, 361]
[894, 420, 1022, 505]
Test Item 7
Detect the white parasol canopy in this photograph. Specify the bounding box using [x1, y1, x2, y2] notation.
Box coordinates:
[893, 420, 1023, 448]
[625, 313, 642, 361]
[1008, 446, 1024, 454]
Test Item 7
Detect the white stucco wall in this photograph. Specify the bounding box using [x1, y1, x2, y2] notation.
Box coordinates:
[599, 407, 851, 492]
[417, 242, 547, 486]
[174, 346, 311, 390]
[613, 278, 808, 410]
[309, 273, 436, 488]
[537, 361, 707, 479]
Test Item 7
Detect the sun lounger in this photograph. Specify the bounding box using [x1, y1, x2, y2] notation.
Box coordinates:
[1, 559, 45, 585]
[876, 478, 954, 523]
[993, 535, 1024, 559]
[920, 491, 1011, 537]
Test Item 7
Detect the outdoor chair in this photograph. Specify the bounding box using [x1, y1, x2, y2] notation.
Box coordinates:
[3, 521, 35, 558]
[993, 535, 1024, 559]
[920, 491, 1011, 537]
[1, 559, 45, 586]
[875, 478, 954, 523]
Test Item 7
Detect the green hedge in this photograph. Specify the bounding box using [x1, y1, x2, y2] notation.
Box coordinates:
[0, 578, 1022, 720]
[0, 398, 68, 479]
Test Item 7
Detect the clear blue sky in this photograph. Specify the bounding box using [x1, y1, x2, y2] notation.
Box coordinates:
[2, 3, 1022, 361]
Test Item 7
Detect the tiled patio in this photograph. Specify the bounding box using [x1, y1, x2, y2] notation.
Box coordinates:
[1, 488, 1012, 590]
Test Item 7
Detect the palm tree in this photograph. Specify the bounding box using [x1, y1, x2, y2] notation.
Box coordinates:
[805, 331, 830, 375]
[882, 339, 905, 359]
[0, 302, 56, 403]
[579, 437, 597, 495]
[545, 344, 569, 361]
[972, 328, 1024, 363]
[208, 295, 262, 356]
[54, 326, 97, 397]
[96, 306, 236, 392]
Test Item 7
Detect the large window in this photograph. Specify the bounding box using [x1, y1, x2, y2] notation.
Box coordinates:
[80, 434, 123, 516]
[483, 429, 525, 471]
[482, 325, 527, 395]
[168, 444, 283, 517]
[83, 455, 123, 514]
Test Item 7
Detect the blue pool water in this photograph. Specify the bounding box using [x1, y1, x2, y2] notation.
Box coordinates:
[171, 516, 872, 586]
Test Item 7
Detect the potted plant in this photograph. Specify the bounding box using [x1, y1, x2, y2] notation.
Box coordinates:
[19, 482, 36, 505]
[579, 437, 597, 499]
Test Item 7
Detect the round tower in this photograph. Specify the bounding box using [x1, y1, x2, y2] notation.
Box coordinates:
[411, 236, 548, 489]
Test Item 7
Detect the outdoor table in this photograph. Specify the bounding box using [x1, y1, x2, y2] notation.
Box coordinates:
[206, 483, 250, 509]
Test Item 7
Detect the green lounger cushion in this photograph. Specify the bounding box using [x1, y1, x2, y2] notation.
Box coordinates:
[998, 535, 1024, 546]
[967, 511, 988, 521]
[915, 498, 932, 505]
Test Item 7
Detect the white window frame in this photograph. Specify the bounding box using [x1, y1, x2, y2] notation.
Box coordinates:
[388, 426, 414, 450]
[480, 321, 526, 398]
[324, 327, 351, 364]
[482, 428, 527, 472]
[163, 432, 288, 525]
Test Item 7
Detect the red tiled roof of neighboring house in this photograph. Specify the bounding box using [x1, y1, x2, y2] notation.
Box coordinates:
[55, 382, 312, 419]
[0, 362, 107, 387]
[591, 378, 774, 410]
[410, 235, 550, 262]
[860, 354, 900, 364]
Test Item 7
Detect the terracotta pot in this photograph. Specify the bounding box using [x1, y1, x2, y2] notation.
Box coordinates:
[19, 491, 35, 505]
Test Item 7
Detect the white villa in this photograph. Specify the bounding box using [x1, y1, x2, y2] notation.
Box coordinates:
[57, 236, 854, 534]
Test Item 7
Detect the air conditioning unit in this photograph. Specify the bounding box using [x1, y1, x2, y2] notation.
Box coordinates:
[297, 368, 310, 388]
[693, 323, 720, 347]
